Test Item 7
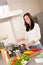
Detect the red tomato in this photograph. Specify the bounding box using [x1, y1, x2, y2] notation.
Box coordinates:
[30, 48, 40, 52]
[10, 60, 14, 65]
[10, 58, 17, 65]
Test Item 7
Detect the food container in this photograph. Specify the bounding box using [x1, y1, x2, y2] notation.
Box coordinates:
[15, 50, 21, 56]
[19, 44, 27, 53]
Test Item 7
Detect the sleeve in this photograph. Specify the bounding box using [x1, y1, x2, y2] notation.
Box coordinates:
[34, 23, 41, 42]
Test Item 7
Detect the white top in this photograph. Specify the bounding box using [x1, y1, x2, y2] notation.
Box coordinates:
[25, 23, 41, 45]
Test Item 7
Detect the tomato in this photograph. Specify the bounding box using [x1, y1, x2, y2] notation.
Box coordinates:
[30, 48, 40, 52]
[10, 60, 14, 65]
[10, 58, 17, 65]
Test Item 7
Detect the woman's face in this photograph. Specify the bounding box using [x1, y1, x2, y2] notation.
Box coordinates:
[24, 15, 31, 25]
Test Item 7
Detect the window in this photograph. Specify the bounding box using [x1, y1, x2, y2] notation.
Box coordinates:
[0, 5, 9, 14]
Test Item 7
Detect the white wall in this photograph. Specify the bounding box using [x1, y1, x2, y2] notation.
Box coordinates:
[37, 0, 43, 12]
[7, 0, 40, 15]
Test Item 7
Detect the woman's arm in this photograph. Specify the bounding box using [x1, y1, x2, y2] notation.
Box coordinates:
[17, 38, 26, 42]
[35, 23, 41, 42]
[27, 40, 35, 47]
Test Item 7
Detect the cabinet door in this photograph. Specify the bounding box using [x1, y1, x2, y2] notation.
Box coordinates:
[0, 21, 16, 46]
[11, 15, 25, 40]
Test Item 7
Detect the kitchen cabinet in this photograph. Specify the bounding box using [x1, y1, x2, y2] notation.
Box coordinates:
[0, 9, 25, 46]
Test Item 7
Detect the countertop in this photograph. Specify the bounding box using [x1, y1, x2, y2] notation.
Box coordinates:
[0, 50, 43, 65]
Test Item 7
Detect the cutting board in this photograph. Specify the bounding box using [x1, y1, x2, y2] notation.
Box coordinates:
[30, 50, 43, 58]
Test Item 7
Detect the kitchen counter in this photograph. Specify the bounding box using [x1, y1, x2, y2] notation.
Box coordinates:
[0, 55, 43, 65]
[0, 50, 43, 65]
[27, 55, 43, 65]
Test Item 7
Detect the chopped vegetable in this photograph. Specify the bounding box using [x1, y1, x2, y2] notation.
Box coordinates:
[8, 55, 30, 65]
[14, 60, 22, 65]
[20, 55, 30, 61]
[30, 48, 40, 52]
[23, 50, 34, 55]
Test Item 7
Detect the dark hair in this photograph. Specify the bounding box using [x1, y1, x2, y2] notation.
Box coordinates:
[23, 13, 34, 31]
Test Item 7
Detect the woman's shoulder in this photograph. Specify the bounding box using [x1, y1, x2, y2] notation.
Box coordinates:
[35, 23, 39, 26]
[34, 23, 40, 29]
[34, 23, 39, 27]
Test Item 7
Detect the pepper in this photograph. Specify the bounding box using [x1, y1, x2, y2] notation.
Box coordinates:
[14, 60, 22, 65]
[20, 55, 30, 61]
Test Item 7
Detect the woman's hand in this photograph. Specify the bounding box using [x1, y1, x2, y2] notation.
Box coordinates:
[17, 38, 26, 42]
[31, 40, 35, 44]
[27, 40, 35, 47]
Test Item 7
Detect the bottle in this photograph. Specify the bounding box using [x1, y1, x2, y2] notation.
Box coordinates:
[1, 48, 8, 63]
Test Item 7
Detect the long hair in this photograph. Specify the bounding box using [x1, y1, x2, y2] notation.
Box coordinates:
[23, 13, 34, 31]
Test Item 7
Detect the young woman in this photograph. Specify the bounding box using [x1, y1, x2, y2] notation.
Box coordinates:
[23, 13, 43, 49]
